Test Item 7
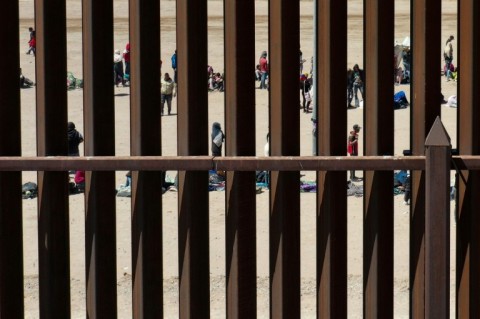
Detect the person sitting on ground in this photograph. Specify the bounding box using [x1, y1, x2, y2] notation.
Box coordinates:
[212, 73, 224, 91]
[19, 68, 35, 88]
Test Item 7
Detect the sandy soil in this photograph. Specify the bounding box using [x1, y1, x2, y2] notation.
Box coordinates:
[18, 0, 459, 318]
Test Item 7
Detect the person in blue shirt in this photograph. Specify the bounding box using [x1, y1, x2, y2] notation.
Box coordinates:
[171, 49, 177, 83]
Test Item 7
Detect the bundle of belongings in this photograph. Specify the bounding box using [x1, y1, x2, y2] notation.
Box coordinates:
[394, 91, 409, 109]
[67, 72, 84, 90]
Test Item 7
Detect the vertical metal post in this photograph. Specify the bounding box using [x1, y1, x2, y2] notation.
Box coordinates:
[224, 0, 257, 318]
[268, 0, 300, 318]
[129, 0, 163, 316]
[424, 117, 451, 319]
[35, 0, 71, 316]
[82, 0, 117, 317]
[176, 0, 210, 317]
[457, 0, 480, 316]
[316, 0, 348, 317]
[410, 0, 441, 317]
[0, 0, 23, 317]
[363, 0, 394, 317]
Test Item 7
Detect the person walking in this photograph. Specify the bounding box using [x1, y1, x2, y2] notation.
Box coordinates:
[444, 35, 454, 81]
[259, 51, 268, 89]
[161, 73, 176, 115]
[347, 124, 361, 180]
[26, 28, 36, 55]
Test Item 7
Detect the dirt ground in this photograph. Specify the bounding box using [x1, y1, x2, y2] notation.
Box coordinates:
[18, 0, 459, 318]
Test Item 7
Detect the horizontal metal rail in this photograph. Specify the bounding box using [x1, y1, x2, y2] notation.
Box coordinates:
[0, 155, 474, 171]
[0, 155, 477, 172]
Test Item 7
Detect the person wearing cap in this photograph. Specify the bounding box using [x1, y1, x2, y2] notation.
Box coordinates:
[347, 124, 361, 180]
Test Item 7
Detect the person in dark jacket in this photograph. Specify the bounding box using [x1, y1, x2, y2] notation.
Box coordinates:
[68, 122, 84, 156]
[211, 122, 225, 157]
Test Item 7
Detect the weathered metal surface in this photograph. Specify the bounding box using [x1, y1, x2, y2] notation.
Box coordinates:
[35, 0, 71, 316]
[128, 0, 163, 317]
[363, 0, 394, 317]
[82, 0, 117, 317]
[224, 0, 257, 317]
[457, 0, 480, 316]
[316, 0, 348, 317]
[269, 0, 301, 317]
[0, 156, 427, 171]
[425, 118, 451, 318]
[410, 0, 441, 317]
[0, 0, 23, 317]
[177, 0, 210, 317]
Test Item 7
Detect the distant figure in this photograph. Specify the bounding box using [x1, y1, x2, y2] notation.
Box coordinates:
[211, 122, 225, 156]
[26, 29, 36, 56]
[347, 68, 354, 108]
[299, 50, 306, 74]
[444, 35, 454, 81]
[347, 124, 361, 181]
[161, 73, 176, 115]
[67, 122, 84, 156]
[123, 43, 130, 83]
[171, 49, 177, 83]
[114, 50, 125, 87]
[259, 51, 268, 89]
[303, 76, 312, 113]
[255, 64, 261, 81]
[264, 133, 269, 157]
[403, 172, 411, 205]
[19, 68, 35, 88]
[350, 64, 365, 108]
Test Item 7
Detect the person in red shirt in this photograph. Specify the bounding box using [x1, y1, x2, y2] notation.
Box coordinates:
[123, 43, 130, 82]
[259, 51, 268, 89]
[347, 124, 361, 180]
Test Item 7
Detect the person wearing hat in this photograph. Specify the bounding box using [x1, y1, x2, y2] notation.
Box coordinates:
[347, 124, 361, 180]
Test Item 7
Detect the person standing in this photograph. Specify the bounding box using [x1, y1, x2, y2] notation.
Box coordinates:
[347, 68, 354, 108]
[211, 122, 225, 156]
[444, 35, 454, 81]
[114, 50, 125, 87]
[347, 124, 361, 180]
[351, 64, 365, 108]
[68, 122, 84, 156]
[171, 49, 177, 83]
[161, 73, 176, 115]
[123, 43, 130, 83]
[259, 51, 268, 89]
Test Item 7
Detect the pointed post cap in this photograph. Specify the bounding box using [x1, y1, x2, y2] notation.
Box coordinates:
[425, 116, 451, 147]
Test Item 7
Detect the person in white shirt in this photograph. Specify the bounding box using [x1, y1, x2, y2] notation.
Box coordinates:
[161, 73, 176, 115]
